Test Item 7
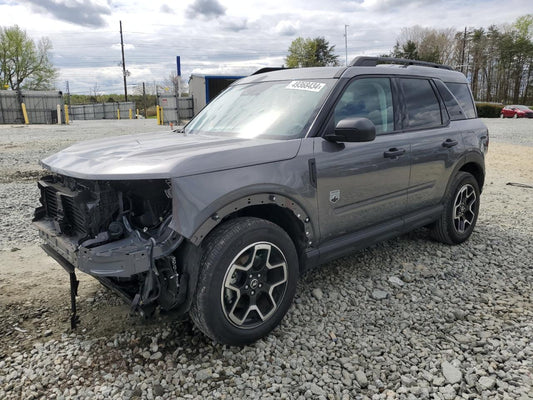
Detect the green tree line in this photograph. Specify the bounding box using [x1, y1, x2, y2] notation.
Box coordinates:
[389, 15, 533, 104]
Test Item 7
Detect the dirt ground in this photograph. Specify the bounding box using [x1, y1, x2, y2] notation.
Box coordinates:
[0, 140, 532, 354]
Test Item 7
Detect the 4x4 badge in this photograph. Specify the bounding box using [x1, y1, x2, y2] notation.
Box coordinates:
[329, 190, 340, 204]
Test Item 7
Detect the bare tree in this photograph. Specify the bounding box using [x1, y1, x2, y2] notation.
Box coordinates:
[161, 72, 186, 96]
[393, 26, 456, 64]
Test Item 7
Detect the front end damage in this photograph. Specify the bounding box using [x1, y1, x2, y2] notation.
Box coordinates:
[33, 174, 192, 326]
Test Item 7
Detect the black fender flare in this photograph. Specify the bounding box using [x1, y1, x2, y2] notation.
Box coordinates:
[443, 150, 485, 199]
[189, 193, 316, 247]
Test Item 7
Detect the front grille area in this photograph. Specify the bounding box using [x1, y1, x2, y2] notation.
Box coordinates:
[35, 175, 119, 239]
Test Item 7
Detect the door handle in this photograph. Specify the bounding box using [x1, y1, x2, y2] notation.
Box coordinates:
[442, 138, 458, 148]
[384, 147, 406, 158]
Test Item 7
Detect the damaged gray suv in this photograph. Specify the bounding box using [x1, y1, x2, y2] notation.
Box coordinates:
[34, 57, 488, 345]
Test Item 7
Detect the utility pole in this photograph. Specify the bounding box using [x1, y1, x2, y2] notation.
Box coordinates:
[461, 27, 467, 74]
[66, 80, 71, 115]
[142, 82, 147, 118]
[120, 21, 128, 101]
[344, 25, 349, 66]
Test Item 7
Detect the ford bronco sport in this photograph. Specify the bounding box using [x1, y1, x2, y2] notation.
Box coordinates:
[34, 57, 488, 345]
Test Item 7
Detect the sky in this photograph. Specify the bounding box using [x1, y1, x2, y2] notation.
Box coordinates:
[0, 0, 530, 95]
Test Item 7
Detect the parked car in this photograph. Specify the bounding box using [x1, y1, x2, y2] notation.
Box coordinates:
[34, 57, 488, 345]
[500, 105, 533, 118]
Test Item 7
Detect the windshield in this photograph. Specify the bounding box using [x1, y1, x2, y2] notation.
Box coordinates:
[514, 105, 531, 110]
[184, 79, 334, 139]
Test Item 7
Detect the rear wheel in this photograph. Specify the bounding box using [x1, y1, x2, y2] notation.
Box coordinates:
[190, 217, 298, 345]
[431, 172, 480, 244]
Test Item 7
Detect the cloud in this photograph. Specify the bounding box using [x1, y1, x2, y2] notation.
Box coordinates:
[22, 0, 111, 27]
[160, 4, 175, 14]
[221, 17, 248, 32]
[275, 20, 301, 36]
[185, 0, 225, 20]
[361, 0, 433, 11]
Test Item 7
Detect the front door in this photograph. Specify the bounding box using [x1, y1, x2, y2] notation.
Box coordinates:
[313, 77, 411, 242]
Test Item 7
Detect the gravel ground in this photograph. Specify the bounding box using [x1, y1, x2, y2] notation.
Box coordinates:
[0, 119, 532, 399]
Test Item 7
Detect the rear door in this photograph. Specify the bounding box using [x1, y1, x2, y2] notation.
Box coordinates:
[314, 77, 411, 242]
[397, 77, 465, 212]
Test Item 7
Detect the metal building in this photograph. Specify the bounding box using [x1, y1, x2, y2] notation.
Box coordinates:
[188, 75, 244, 116]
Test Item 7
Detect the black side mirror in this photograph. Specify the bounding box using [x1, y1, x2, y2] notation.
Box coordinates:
[326, 117, 376, 143]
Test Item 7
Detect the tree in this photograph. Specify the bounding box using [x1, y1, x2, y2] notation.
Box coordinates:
[392, 40, 419, 60]
[391, 26, 455, 64]
[161, 72, 186, 96]
[0, 25, 57, 91]
[386, 16, 533, 104]
[286, 37, 339, 68]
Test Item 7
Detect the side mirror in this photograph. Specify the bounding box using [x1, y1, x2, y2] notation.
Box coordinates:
[326, 118, 376, 143]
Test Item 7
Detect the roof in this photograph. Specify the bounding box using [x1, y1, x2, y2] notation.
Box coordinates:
[237, 57, 468, 85]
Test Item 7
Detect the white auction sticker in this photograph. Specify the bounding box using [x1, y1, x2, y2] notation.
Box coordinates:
[285, 81, 325, 92]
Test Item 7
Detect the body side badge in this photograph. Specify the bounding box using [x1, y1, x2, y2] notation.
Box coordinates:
[329, 190, 340, 204]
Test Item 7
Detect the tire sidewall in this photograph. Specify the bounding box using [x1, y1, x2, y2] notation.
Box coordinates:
[197, 219, 298, 345]
[445, 173, 480, 243]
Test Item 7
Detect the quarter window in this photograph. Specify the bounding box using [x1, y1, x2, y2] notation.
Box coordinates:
[334, 78, 394, 134]
[400, 78, 442, 129]
[434, 80, 465, 121]
[445, 82, 477, 119]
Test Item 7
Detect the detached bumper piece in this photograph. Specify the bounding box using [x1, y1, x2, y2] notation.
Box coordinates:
[41, 244, 80, 329]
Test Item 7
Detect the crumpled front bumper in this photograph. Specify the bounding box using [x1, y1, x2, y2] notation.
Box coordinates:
[33, 218, 182, 278]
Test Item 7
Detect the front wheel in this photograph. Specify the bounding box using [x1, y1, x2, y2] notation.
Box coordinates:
[190, 217, 298, 345]
[431, 172, 480, 244]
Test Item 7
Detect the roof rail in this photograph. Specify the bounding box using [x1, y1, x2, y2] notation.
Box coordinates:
[251, 67, 287, 75]
[349, 56, 453, 70]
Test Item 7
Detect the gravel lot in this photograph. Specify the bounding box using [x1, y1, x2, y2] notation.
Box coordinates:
[0, 118, 531, 399]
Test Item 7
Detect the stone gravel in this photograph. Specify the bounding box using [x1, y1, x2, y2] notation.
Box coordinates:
[0, 119, 532, 399]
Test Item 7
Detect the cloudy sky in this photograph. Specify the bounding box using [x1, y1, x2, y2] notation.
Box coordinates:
[0, 0, 529, 95]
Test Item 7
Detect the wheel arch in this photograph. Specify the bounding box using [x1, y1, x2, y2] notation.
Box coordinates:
[190, 193, 315, 271]
[459, 153, 485, 192]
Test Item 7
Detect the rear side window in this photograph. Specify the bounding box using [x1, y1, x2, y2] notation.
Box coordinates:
[334, 77, 394, 134]
[434, 80, 466, 121]
[445, 82, 476, 119]
[400, 78, 442, 129]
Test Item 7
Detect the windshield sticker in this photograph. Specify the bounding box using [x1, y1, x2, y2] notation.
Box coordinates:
[286, 81, 325, 92]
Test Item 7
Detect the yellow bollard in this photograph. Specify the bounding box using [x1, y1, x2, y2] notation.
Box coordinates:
[117, 108, 121, 120]
[64, 105, 70, 124]
[21, 103, 29, 124]
[129, 109, 132, 119]
[156, 106, 161, 125]
[136, 108, 139, 119]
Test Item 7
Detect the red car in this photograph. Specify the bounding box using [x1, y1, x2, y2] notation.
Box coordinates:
[500, 105, 533, 118]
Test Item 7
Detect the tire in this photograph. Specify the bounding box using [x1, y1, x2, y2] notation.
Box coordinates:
[190, 217, 299, 345]
[431, 172, 480, 245]
[513, 113, 518, 119]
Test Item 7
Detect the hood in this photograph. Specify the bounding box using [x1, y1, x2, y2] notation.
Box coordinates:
[41, 131, 302, 180]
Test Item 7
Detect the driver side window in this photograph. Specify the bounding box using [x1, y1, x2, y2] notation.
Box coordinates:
[334, 78, 394, 134]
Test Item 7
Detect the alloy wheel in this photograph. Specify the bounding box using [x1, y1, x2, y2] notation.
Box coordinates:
[221, 242, 288, 328]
